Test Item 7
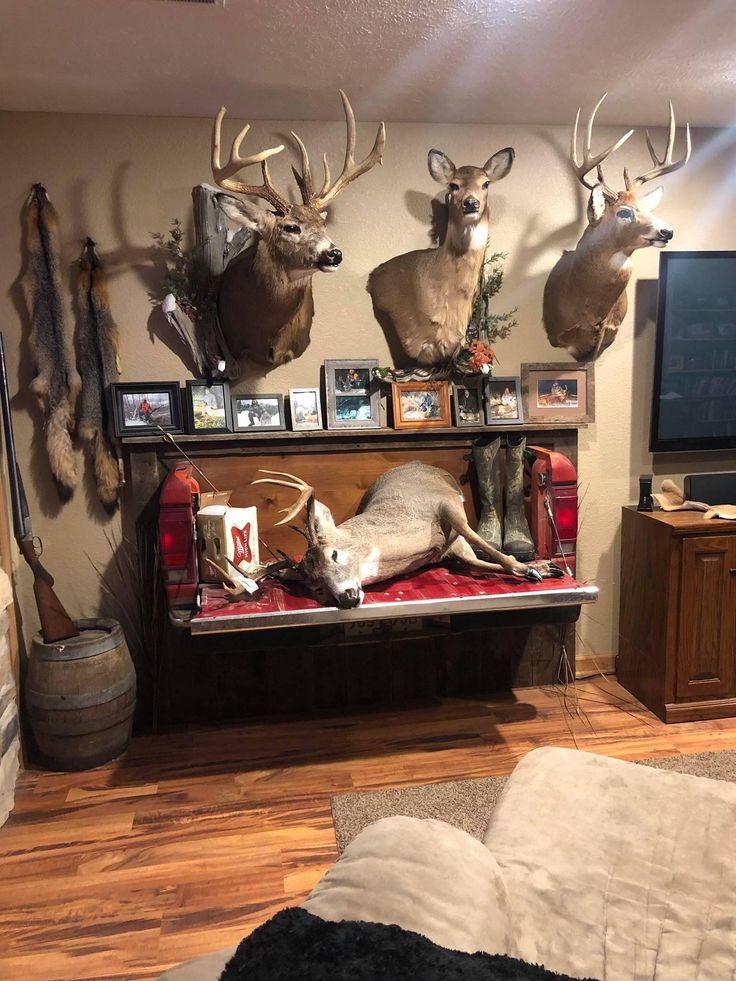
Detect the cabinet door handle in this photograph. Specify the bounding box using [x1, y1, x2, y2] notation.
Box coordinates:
[731, 569, 736, 576]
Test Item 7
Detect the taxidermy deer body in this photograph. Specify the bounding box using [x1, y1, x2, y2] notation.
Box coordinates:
[254, 462, 561, 610]
[213, 91, 385, 367]
[368, 147, 514, 366]
[543, 95, 690, 362]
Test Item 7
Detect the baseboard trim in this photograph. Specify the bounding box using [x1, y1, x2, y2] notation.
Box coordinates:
[575, 653, 617, 679]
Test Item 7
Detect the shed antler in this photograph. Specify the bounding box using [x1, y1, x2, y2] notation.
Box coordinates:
[570, 92, 634, 199]
[292, 90, 385, 210]
[211, 107, 290, 214]
[625, 101, 691, 189]
[251, 469, 314, 526]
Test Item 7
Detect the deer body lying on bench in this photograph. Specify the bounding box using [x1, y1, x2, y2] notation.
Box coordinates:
[254, 461, 561, 609]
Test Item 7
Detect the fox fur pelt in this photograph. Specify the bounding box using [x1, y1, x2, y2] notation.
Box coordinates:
[21, 184, 81, 499]
[75, 238, 123, 511]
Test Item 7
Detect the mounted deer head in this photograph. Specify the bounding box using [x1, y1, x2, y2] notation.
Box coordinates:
[368, 146, 514, 366]
[213, 91, 385, 367]
[543, 94, 691, 361]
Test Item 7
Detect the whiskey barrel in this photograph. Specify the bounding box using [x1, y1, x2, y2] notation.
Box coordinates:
[25, 618, 136, 771]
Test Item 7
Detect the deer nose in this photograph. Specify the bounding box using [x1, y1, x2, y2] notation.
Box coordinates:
[322, 248, 343, 266]
[463, 197, 480, 214]
[660, 227, 674, 241]
[338, 586, 361, 608]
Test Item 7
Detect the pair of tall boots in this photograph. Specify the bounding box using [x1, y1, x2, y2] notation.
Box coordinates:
[474, 435, 535, 562]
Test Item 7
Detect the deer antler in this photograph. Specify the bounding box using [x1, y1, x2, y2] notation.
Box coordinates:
[625, 101, 691, 189]
[291, 90, 385, 211]
[211, 107, 291, 214]
[251, 469, 314, 527]
[570, 93, 634, 199]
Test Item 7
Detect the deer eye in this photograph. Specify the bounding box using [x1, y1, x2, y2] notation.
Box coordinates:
[448, 183, 460, 192]
[482, 181, 490, 189]
[283, 223, 301, 234]
[616, 208, 634, 221]
[331, 550, 339, 562]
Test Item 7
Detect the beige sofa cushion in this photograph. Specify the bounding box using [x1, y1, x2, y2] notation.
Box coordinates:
[485, 746, 736, 981]
[304, 814, 514, 955]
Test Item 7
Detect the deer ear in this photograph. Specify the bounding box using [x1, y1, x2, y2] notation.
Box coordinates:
[427, 149, 456, 185]
[587, 184, 608, 225]
[483, 148, 515, 183]
[215, 194, 275, 234]
[639, 185, 664, 211]
[306, 498, 337, 546]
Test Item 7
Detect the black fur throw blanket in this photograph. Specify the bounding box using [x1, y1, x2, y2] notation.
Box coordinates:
[219, 908, 596, 981]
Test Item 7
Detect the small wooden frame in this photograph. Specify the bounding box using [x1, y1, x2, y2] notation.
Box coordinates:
[521, 362, 595, 424]
[111, 381, 183, 437]
[484, 376, 524, 426]
[391, 380, 452, 429]
[288, 387, 323, 431]
[185, 380, 233, 434]
[452, 379, 484, 427]
[232, 394, 286, 432]
[325, 359, 380, 430]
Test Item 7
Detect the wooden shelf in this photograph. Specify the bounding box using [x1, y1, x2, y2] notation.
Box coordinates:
[123, 421, 587, 446]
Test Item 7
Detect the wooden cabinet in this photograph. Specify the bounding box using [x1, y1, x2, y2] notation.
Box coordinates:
[618, 508, 736, 722]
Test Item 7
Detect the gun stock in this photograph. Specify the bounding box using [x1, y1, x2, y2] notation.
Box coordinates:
[0, 333, 79, 644]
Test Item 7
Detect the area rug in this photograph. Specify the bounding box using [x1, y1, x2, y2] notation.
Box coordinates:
[331, 750, 736, 852]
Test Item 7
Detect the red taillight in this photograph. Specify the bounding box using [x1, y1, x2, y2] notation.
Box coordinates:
[158, 464, 200, 609]
[160, 510, 194, 568]
[550, 487, 577, 549]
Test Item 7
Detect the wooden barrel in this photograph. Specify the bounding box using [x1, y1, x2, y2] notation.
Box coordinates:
[25, 618, 136, 771]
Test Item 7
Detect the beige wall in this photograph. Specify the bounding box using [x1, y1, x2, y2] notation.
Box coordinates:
[1, 110, 735, 658]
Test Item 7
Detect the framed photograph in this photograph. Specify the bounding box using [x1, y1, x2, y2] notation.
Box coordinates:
[452, 379, 484, 427]
[288, 387, 323, 431]
[521, 363, 595, 424]
[484, 376, 524, 426]
[325, 359, 380, 429]
[185, 380, 232, 433]
[391, 381, 451, 429]
[232, 394, 286, 432]
[111, 382, 183, 437]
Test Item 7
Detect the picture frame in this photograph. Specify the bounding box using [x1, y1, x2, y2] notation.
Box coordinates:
[232, 393, 286, 432]
[484, 376, 524, 426]
[288, 387, 323, 431]
[391, 380, 452, 429]
[110, 381, 183, 437]
[325, 359, 381, 429]
[185, 379, 233, 434]
[452, 379, 484, 427]
[521, 362, 595, 424]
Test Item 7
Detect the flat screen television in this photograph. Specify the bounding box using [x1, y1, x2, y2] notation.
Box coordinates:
[650, 251, 736, 452]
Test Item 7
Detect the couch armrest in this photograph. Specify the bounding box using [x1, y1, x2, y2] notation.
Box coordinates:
[304, 814, 513, 955]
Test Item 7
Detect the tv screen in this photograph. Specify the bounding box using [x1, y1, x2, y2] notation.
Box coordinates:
[650, 251, 736, 452]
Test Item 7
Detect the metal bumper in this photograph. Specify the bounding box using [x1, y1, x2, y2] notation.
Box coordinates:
[190, 568, 598, 636]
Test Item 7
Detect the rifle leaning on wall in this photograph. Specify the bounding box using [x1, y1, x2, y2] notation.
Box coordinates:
[0, 332, 79, 643]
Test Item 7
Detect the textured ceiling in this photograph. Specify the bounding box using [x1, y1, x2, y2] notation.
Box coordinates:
[0, 0, 734, 125]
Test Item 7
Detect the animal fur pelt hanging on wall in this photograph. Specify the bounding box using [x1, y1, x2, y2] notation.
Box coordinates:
[75, 238, 123, 511]
[21, 184, 81, 499]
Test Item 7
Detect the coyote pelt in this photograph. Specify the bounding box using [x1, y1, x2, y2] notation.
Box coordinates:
[21, 184, 81, 498]
[76, 239, 122, 510]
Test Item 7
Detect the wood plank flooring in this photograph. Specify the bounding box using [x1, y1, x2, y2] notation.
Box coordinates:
[4, 679, 736, 980]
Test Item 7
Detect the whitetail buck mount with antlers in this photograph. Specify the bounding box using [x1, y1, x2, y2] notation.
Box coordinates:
[543, 94, 691, 362]
[213, 91, 385, 368]
[367, 146, 514, 367]
[253, 462, 562, 610]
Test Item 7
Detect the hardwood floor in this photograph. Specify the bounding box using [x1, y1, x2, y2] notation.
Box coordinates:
[4, 679, 736, 980]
